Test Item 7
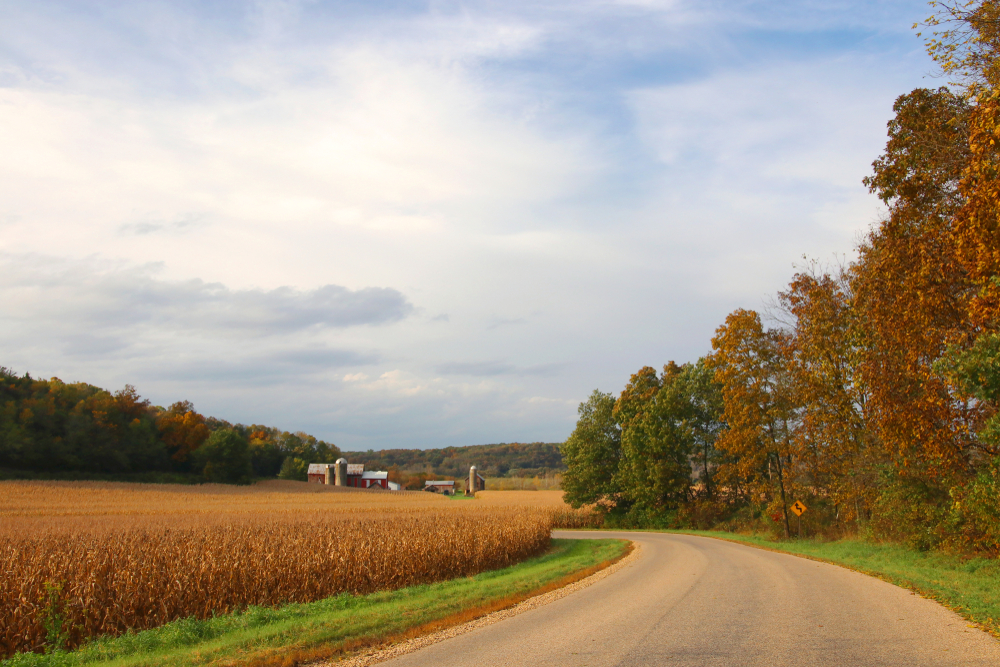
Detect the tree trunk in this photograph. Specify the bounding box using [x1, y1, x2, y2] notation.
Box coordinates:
[774, 453, 791, 539]
[703, 442, 713, 499]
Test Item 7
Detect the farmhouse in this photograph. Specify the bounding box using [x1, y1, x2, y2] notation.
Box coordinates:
[307, 459, 399, 490]
[424, 480, 456, 495]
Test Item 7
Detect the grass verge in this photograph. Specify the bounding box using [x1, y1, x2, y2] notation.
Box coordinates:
[670, 530, 1000, 638]
[2, 538, 630, 667]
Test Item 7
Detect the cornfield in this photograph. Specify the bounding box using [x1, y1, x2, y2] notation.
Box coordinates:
[482, 475, 562, 491]
[0, 481, 553, 658]
[476, 490, 604, 528]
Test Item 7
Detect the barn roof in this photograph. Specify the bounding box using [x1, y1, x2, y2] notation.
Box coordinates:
[361, 471, 388, 480]
[424, 480, 455, 486]
[346, 464, 364, 475]
[307, 463, 333, 475]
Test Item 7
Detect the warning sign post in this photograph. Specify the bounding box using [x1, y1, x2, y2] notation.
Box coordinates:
[791, 500, 807, 538]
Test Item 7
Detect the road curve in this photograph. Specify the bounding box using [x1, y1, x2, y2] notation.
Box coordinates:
[380, 530, 1000, 667]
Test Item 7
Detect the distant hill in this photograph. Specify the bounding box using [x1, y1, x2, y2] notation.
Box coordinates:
[342, 442, 564, 480]
[0, 365, 562, 488]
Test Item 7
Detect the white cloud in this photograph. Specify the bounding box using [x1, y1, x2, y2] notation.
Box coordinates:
[0, 0, 937, 448]
[0, 254, 413, 334]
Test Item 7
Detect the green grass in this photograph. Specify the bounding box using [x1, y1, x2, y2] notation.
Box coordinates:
[2, 538, 629, 667]
[674, 530, 1000, 637]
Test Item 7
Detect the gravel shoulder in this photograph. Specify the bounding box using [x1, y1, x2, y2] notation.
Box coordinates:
[320, 539, 643, 667]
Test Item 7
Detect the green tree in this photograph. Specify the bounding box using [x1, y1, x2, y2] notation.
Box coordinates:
[675, 359, 725, 499]
[245, 427, 286, 477]
[277, 456, 309, 481]
[561, 390, 621, 509]
[614, 364, 696, 516]
[194, 429, 253, 484]
[937, 324, 1000, 447]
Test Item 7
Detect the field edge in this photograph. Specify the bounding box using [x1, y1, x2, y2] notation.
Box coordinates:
[1, 538, 632, 667]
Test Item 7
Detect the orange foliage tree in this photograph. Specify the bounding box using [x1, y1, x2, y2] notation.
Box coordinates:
[710, 309, 797, 538]
[155, 401, 210, 468]
[853, 86, 981, 484]
[778, 267, 876, 525]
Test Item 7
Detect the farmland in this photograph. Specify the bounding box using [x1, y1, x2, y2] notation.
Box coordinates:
[0, 481, 576, 658]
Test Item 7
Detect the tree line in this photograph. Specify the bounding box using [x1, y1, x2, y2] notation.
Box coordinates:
[346, 442, 564, 489]
[0, 368, 340, 484]
[0, 367, 564, 489]
[562, 3, 1000, 555]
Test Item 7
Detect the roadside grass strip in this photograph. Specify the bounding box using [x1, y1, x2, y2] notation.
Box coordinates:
[2, 538, 629, 667]
[676, 530, 1000, 638]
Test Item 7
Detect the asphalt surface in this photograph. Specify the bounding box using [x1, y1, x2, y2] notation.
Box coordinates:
[380, 530, 1000, 667]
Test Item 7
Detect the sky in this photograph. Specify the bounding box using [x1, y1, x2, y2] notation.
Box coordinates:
[0, 0, 939, 450]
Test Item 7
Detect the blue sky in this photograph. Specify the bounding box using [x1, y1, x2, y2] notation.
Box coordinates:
[0, 0, 938, 449]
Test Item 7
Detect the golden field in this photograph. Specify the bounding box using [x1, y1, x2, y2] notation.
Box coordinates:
[476, 489, 570, 507]
[0, 480, 584, 658]
[0, 479, 458, 533]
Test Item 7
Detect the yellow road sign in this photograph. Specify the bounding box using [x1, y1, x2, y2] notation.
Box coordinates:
[791, 500, 807, 516]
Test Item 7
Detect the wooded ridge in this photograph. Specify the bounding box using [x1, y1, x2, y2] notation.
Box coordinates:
[0, 367, 565, 486]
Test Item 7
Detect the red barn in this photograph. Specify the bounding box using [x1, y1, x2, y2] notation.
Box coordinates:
[349, 469, 389, 489]
[306, 461, 389, 489]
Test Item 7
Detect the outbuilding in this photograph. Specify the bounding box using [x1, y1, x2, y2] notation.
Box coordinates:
[307, 463, 334, 484]
[358, 470, 389, 489]
[307, 460, 392, 489]
[424, 480, 456, 495]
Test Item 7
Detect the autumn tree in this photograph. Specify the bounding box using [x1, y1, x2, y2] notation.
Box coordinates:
[934, 2, 1000, 406]
[778, 267, 876, 525]
[710, 309, 797, 538]
[246, 427, 285, 477]
[852, 86, 980, 484]
[155, 401, 210, 471]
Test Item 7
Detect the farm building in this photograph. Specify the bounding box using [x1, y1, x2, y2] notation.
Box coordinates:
[307, 459, 398, 490]
[424, 480, 456, 495]
[307, 463, 335, 484]
[466, 465, 486, 496]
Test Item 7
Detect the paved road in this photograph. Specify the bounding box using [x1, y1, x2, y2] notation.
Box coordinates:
[381, 530, 1000, 667]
